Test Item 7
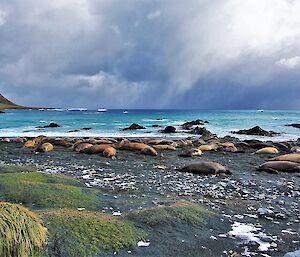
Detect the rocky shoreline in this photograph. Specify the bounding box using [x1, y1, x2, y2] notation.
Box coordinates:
[0, 130, 299, 256]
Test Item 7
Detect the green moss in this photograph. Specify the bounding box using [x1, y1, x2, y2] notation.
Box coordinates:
[127, 201, 214, 227]
[0, 172, 98, 210]
[0, 164, 37, 174]
[0, 202, 47, 257]
[39, 208, 144, 257]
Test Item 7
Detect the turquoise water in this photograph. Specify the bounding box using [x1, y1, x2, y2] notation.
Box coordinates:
[0, 109, 299, 141]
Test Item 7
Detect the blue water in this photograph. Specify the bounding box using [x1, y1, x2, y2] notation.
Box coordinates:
[0, 109, 299, 141]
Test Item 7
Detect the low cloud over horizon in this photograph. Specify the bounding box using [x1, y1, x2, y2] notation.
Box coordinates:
[1, 0, 300, 109]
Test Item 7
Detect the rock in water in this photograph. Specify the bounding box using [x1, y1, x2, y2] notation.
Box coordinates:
[122, 123, 145, 131]
[160, 126, 176, 133]
[181, 119, 208, 130]
[178, 162, 231, 175]
[232, 126, 279, 136]
[37, 122, 61, 129]
[285, 123, 300, 129]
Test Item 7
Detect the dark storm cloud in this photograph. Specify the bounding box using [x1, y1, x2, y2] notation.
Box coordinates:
[0, 0, 300, 109]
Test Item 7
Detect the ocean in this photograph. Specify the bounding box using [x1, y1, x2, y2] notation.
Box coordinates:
[0, 109, 299, 141]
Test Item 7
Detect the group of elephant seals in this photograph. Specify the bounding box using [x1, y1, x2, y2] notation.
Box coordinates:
[178, 162, 231, 175]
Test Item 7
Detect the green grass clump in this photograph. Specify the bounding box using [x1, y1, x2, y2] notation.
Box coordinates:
[127, 201, 213, 227]
[0, 164, 37, 174]
[0, 172, 98, 210]
[0, 202, 47, 257]
[39, 208, 144, 257]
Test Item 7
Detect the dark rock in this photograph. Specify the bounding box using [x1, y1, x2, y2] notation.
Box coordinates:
[181, 119, 209, 130]
[152, 124, 162, 128]
[36, 122, 61, 129]
[189, 126, 215, 136]
[81, 127, 92, 130]
[68, 130, 80, 133]
[0, 110, 5, 114]
[232, 126, 279, 136]
[122, 123, 145, 131]
[285, 123, 300, 129]
[160, 126, 176, 133]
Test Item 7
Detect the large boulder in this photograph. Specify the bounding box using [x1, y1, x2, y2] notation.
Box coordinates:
[181, 119, 208, 130]
[122, 123, 145, 131]
[160, 126, 176, 133]
[232, 126, 279, 137]
[37, 122, 61, 129]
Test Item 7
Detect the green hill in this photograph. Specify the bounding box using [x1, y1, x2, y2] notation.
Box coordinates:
[0, 94, 29, 109]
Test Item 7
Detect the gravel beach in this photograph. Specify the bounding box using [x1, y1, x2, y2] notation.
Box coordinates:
[0, 136, 299, 257]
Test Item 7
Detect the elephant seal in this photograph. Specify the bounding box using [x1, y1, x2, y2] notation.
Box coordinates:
[153, 145, 176, 150]
[119, 142, 149, 151]
[179, 148, 202, 157]
[178, 162, 231, 175]
[140, 146, 158, 156]
[103, 147, 117, 158]
[198, 144, 218, 151]
[255, 147, 279, 154]
[23, 140, 36, 148]
[73, 143, 93, 152]
[290, 146, 300, 153]
[271, 153, 300, 164]
[80, 144, 111, 154]
[35, 142, 54, 153]
[257, 161, 300, 174]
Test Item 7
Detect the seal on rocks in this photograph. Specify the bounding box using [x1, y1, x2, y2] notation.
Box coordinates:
[23, 140, 36, 148]
[179, 149, 202, 157]
[198, 144, 218, 151]
[35, 142, 54, 153]
[256, 161, 300, 174]
[291, 146, 300, 153]
[153, 145, 176, 150]
[271, 153, 300, 164]
[177, 162, 231, 175]
[73, 143, 93, 152]
[80, 144, 111, 154]
[140, 146, 158, 156]
[103, 147, 117, 158]
[255, 147, 279, 154]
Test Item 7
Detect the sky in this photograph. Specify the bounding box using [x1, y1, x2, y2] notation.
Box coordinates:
[0, 0, 300, 109]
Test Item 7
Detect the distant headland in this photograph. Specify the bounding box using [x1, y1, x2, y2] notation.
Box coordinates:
[0, 94, 50, 110]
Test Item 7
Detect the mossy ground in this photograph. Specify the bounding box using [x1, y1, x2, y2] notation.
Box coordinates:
[127, 201, 214, 227]
[0, 164, 37, 173]
[0, 164, 145, 257]
[0, 165, 98, 210]
[38, 208, 144, 257]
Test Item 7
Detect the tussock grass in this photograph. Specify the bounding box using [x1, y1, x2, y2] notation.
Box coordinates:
[127, 201, 214, 227]
[0, 202, 47, 257]
[39, 208, 144, 257]
[0, 172, 98, 210]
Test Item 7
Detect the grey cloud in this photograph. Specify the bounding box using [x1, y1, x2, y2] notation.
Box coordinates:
[0, 0, 300, 109]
